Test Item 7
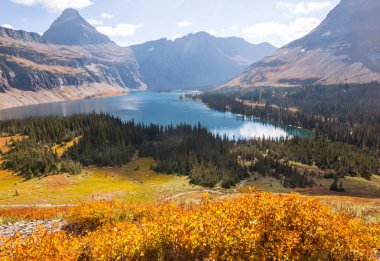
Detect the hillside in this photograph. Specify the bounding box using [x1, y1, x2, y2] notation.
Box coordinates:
[221, 0, 380, 88]
[0, 24, 146, 109]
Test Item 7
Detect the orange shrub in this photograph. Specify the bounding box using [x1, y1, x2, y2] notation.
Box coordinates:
[1, 192, 379, 260]
[0, 228, 83, 260]
[0, 206, 70, 221]
[65, 201, 149, 232]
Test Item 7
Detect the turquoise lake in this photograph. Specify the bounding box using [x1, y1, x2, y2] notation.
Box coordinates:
[0, 92, 312, 139]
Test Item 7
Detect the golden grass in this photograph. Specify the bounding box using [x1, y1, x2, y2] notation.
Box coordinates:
[238, 171, 380, 223]
[0, 134, 26, 154]
[0, 158, 200, 205]
[5, 55, 83, 74]
[52, 137, 81, 157]
[316, 196, 380, 224]
[289, 160, 331, 175]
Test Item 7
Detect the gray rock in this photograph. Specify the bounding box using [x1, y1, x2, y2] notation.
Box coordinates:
[0, 220, 67, 238]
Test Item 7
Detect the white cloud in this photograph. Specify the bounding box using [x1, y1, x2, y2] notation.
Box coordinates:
[1, 24, 14, 29]
[277, 1, 333, 14]
[10, 0, 93, 12]
[97, 24, 143, 37]
[242, 17, 321, 46]
[229, 26, 238, 32]
[88, 19, 103, 26]
[170, 34, 184, 40]
[177, 21, 192, 28]
[10, 0, 92, 12]
[100, 13, 113, 19]
[207, 29, 217, 36]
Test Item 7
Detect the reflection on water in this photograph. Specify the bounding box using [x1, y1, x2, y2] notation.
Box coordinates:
[0, 92, 313, 140]
[213, 122, 291, 140]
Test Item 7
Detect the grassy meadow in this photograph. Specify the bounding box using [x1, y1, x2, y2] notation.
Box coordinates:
[0, 157, 201, 205]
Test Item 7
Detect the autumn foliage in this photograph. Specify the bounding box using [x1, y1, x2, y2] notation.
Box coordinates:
[0, 206, 70, 221]
[1, 192, 379, 260]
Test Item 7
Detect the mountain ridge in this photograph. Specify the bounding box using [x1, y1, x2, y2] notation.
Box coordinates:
[131, 32, 276, 90]
[0, 26, 45, 43]
[220, 0, 380, 89]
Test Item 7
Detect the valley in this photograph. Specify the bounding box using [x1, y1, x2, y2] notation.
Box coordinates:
[0, 0, 380, 259]
[0, 111, 378, 220]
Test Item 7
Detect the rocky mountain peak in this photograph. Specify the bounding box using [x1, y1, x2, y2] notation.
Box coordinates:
[43, 8, 113, 45]
[55, 8, 81, 23]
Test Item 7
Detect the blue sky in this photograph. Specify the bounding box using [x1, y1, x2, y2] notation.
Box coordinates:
[1, 0, 339, 47]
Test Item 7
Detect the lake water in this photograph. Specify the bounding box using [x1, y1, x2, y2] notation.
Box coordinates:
[0, 92, 312, 139]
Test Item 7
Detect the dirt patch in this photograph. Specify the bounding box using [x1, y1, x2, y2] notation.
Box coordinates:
[42, 175, 71, 190]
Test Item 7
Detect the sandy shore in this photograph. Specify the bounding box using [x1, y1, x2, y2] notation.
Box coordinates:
[0, 84, 130, 110]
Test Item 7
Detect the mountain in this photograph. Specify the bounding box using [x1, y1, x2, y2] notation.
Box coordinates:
[0, 25, 145, 109]
[131, 32, 276, 90]
[0, 8, 276, 109]
[0, 27, 45, 43]
[43, 8, 113, 45]
[221, 0, 380, 89]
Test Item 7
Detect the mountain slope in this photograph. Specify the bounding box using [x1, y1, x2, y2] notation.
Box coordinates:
[0, 25, 146, 109]
[221, 0, 380, 89]
[43, 8, 113, 45]
[131, 32, 276, 90]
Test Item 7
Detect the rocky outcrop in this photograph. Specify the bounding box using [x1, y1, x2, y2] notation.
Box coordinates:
[0, 27, 45, 43]
[220, 0, 380, 89]
[0, 220, 66, 238]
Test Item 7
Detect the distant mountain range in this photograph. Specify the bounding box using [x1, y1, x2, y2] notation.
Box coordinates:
[0, 8, 275, 109]
[221, 0, 380, 89]
[131, 33, 275, 90]
[3, 0, 379, 109]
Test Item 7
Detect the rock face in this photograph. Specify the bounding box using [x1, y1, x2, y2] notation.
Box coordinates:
[0, 9, 145, 96]
[0, 27, 45, 43]
[0, 30, 145, 93]
[43, 8, 113, 45]
[131, 32, 276, 90]
[221, 0, 380, 89]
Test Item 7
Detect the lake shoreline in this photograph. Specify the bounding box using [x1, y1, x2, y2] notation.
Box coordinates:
[0, 92, 311, 139]
[0, 84, 130, 111]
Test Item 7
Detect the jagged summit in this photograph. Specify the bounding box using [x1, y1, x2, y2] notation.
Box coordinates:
[43, 8, 113, 45]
